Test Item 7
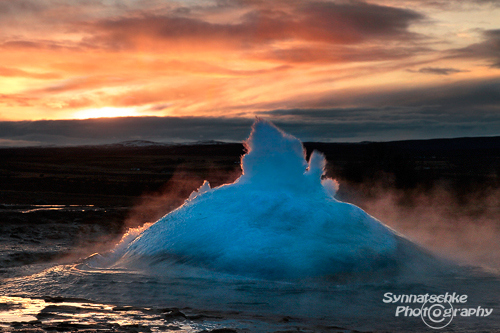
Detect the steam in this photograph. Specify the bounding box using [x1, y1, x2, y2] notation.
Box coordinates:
[123, 165, 241, 231]
[107, 119, 427, 280]
[92, 119, 500, 283]
[354, 183, 500, 272]
[93, 119, 499, 282]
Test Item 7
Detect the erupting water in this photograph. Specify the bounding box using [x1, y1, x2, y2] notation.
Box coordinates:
[101, 119, 438, 280]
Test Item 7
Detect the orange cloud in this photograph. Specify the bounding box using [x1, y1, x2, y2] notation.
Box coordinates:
[78, 1, 423, 52]
[0, 66, 60, 79]
[0, 0, 498, 124]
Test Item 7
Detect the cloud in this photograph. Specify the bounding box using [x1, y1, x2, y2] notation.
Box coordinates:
[0, 93, 38, 107]
[376, 78, 500, 109]
[0, 40, 64, 50]
[297, 1, 424, 42]
[257, 106, 500, 142]
[0, 138, 42, 147]
[31, 75, 131, 94]
[451, 29, 500, 67]
[0, 0, 498, 125]
[147, 103, 173, 112]
[1, 78, 498, 147]
[256, 44, 432, 64]
[80, 1, 424, 52]
[379, 0, 500, 9]
[0, 66, 60, 79]
[0, 0, 46, 17]
[256, 78, 500, 140]
[0, 117, 254, 147]
[280, 77, 500, 111]
[407, 67, 469, 75]
[0, 0, 427, 108]
[0, 110, 497, 147]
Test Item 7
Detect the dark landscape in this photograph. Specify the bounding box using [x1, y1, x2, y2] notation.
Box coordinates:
[1, 137, 500, 332]
[3, 137, 500, 205]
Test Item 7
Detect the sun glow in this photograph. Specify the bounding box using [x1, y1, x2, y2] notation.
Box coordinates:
[73, 107, 140, 119]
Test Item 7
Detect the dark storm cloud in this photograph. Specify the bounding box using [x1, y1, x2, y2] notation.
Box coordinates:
[258, 78, 500, 140]
[297, 1, 423, 41]
[260, 105, 500, 141]
[0, 0, 46, 16]
[0, 40, 86, 52]
[259, 44, 431, 64]
[1, 108, 497, 147]
[369, 79, 500, 109]
[82, 1, 423, 50]
[281, 78, 500, 111]
[0, 1, 424, 55]
[1, 41, 53, 49]
[407, 67, 469, 75]
[0, 117, 254, 147]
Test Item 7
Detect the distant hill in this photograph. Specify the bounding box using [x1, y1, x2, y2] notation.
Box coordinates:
[0, 135, 498, 206]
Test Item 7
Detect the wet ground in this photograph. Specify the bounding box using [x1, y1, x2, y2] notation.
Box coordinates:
[1, 141, 499, 332]
[0, 204, 127, 279]
[1, 205, 499, 333]
[2, 295, 338, 333]
[0, 205, 369, 333]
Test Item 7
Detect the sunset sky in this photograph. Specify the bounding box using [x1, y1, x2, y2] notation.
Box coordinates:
[1, 0, 499, 146]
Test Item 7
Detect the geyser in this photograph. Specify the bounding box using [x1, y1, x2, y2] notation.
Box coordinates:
[111, 119, 416, 279]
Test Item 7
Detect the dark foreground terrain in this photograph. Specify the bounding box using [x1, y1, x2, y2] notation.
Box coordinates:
[2, 137, 500, 206]
[1, 137, 499, 332]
